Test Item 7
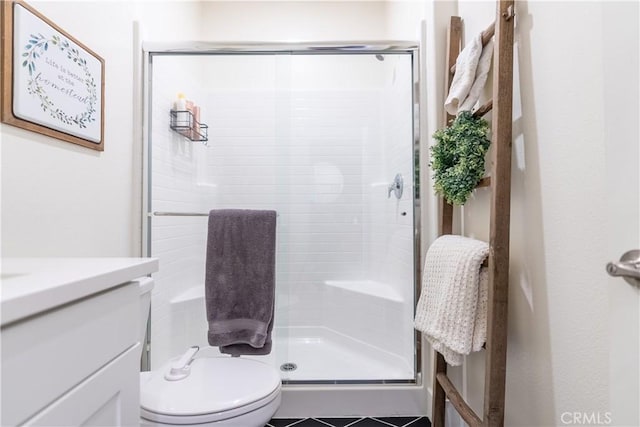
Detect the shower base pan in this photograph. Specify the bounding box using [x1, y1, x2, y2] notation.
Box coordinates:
[273, 326, 414, 383]
[197, 325, 414, 383]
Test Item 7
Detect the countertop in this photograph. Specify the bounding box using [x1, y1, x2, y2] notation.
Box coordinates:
[1, 257, 159, 326]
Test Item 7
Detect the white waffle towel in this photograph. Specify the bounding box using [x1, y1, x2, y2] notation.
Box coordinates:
[445, 33, 495, 116]
[414, 235, 489, 366]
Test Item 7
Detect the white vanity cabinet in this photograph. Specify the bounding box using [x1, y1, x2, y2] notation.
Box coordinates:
[1, 258, 159, 426]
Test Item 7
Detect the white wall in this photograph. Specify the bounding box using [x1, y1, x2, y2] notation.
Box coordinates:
[385, 0, 429, 41]
[199, 1, 388, 42]
[1, 1, 203, 257]
[425, 1, 638, 425]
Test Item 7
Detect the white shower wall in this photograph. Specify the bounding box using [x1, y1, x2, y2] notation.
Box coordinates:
[149, 54, 416, 378]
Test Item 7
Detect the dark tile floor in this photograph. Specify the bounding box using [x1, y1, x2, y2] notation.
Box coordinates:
[266, 416, 431, 427]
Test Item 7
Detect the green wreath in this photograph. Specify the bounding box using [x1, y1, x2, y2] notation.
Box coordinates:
[430, 111, 491, 205]
[22, 33, 97, 129]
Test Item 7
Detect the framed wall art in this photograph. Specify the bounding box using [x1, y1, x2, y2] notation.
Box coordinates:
[1, 0, 105, 150]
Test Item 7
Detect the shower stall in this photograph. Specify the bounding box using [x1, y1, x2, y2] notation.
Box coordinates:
[143, 43, 420, 384]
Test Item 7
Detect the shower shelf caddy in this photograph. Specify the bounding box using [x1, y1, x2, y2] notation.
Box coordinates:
[429, 1, 515, 427]
[169, 109, 209, 143]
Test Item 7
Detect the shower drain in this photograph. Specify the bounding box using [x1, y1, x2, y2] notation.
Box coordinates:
[280, 362, 297, 372]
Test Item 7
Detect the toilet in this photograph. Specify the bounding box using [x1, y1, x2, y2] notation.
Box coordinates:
[136, 278, 282, 426]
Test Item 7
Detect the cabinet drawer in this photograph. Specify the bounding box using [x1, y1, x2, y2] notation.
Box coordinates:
[23, 344, 140, 426]
[1, 283, 138, 426]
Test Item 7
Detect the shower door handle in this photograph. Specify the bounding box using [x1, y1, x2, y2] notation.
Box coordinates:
[388, 174, 404, 199]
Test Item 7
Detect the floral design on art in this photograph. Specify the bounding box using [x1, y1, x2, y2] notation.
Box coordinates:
[22, 33, 97, 129]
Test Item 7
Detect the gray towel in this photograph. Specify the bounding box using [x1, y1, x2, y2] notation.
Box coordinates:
[205, 209, 277, 356]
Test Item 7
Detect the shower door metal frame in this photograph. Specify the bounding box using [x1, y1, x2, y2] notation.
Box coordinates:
[142, 41, 423, 385]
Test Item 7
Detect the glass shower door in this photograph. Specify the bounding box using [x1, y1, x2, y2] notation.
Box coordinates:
[147, 49, 418, 383]
[273, 53, 416, 382]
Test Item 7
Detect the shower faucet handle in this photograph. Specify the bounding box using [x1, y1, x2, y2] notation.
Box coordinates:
[388, 173, 404, 199]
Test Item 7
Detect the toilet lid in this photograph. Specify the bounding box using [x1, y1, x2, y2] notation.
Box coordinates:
[141, 356, 281, 419]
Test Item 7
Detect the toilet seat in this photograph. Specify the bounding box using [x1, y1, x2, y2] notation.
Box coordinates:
[140, 356, 281, 425]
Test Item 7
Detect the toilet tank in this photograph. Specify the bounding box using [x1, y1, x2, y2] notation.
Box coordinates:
[135, 277, 154, 358]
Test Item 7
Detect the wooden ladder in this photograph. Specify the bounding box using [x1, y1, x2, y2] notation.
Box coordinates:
[430, 1, 515, 426]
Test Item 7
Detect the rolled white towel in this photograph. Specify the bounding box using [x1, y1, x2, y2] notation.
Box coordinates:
[458, 38, 494, 113]
[444, 34, 483, 116]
